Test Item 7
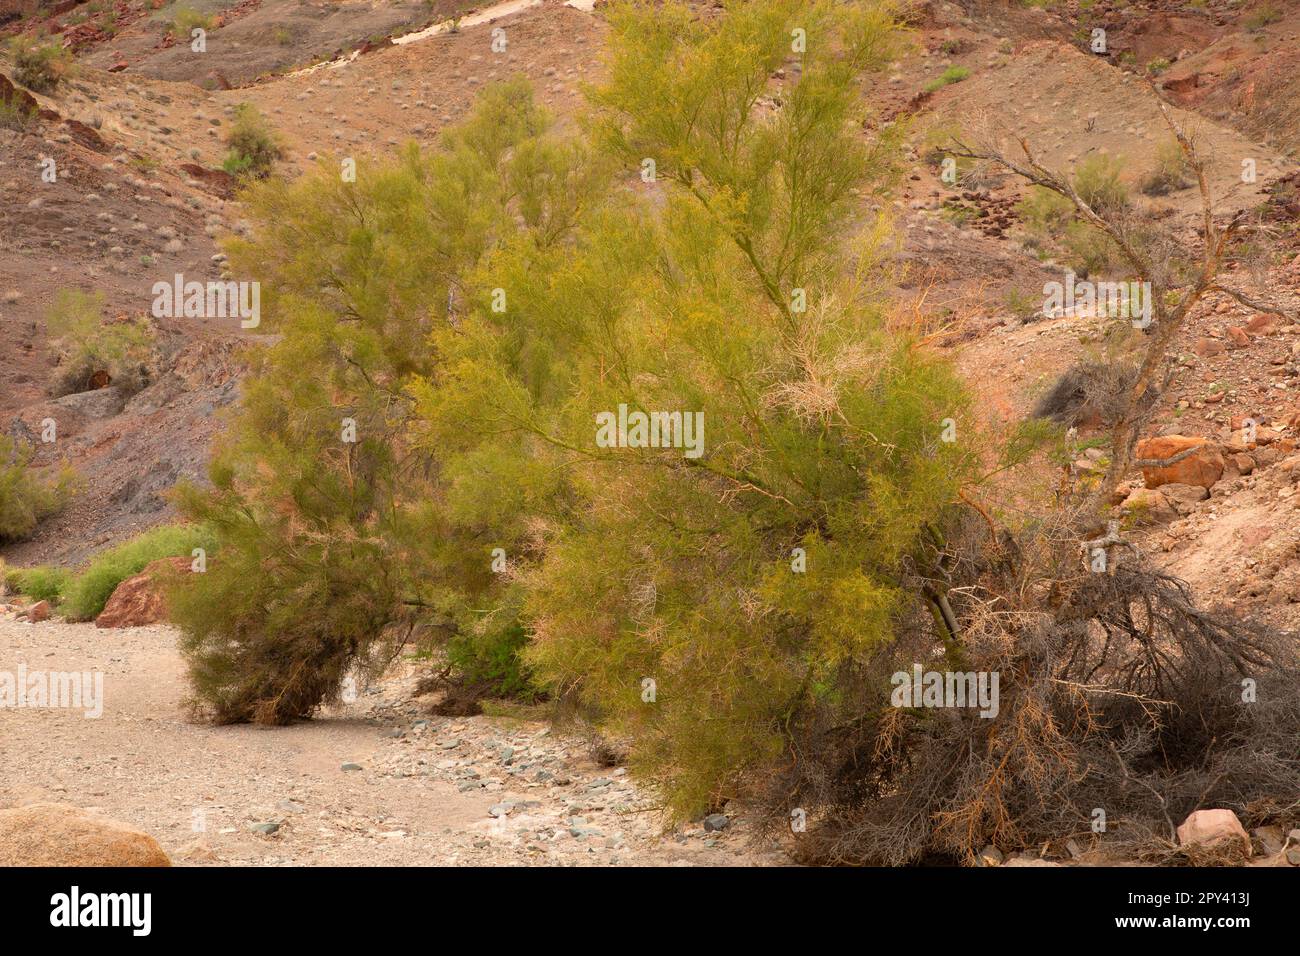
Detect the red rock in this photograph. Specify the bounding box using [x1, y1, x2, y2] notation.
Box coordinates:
[1246, 314, 1278, 335]
[1226, 326, 1250, 348]
[1120, 487, 1176, 524]
[25, 600, 50, 623]
[0, 804, 170, 867]
[1135, 435, 1224, 489]
[1194, 337, 1224, 357]
[178, 163, 236, 199]
[95, 557, 191, 629]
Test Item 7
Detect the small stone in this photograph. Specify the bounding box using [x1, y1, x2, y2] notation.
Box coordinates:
[977, 845, 1003, 867]
[702, 813, 730, 833]
[251, 822, 280, 835]
[340, 762, 363, 772]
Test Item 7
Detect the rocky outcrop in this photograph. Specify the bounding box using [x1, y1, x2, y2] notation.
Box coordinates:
[95, 556, 191, 629]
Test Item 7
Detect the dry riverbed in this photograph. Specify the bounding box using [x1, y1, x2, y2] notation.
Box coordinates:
[0, 617, 784, 866]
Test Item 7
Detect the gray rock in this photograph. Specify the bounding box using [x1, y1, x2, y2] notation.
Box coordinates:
[702, 813, 730, 833]
[251, 822, 280, 835]
[340, 762, 363, 772]
[977, 845, 1004, 867]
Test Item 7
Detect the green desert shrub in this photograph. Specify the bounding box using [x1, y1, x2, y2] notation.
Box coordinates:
[3, 564, 72, 603]
[924, 64, 969, 93]
[1139, 137, 1192, 196]
[171, 5, 215, 38]
[171, 1, 1035, 827]
[60, 523, 216, 621]
[169, 76, 591, 723]
[444, 622, 537, 702]
[222, 104, 282, 179]
[1018, 184, 1074, 235]
[1018, 156, 1128, 275]
[1072, 154, 1128, 215]
[0, 435, 75, 544]
[7, 35, 73, 93]
[413, 0, 1005, 818]
[45, 288, 157, 396]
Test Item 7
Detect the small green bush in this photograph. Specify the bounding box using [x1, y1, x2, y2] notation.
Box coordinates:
[1073, 154, 1128, 214]
[222, 104, 282, 179]
[1139, 138, 1191, 196]
[1018, 185, 1074, 235]
[1063, 219, 1122, 275]
[445, 622, 539, 701]
[171, 5, 215, 38]
[3, 565, 72, 603]
[1018, 157, 1127, 275]
[0, 435, 75, 544]
[8, 35, 73, 93]
[45, 288, 157, 396]
[924, 65, 970, 93]
[61, 523, 217, 621]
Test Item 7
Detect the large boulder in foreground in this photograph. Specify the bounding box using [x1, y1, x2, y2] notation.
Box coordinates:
[1135, 435, 1224, 489]
[95, 556, 191, 629]
[0, 803, 171, 866]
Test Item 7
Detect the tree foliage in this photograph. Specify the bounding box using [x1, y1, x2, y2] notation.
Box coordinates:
[175, 0, 1008, 819]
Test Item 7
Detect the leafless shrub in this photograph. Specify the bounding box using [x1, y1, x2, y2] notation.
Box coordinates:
[756, 514, 1300, 866]
[1032, 359, 1142, 429]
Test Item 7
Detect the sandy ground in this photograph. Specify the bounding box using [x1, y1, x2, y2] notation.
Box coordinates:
[0, 617, 785, 866]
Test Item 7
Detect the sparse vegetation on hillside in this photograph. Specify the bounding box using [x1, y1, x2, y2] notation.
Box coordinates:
[44, 288, 157, 397]
[0, 436, 75, 545]
[222, 103, 283, 179]
[171, 5, 215, 38]
[7, 34, 72, 93]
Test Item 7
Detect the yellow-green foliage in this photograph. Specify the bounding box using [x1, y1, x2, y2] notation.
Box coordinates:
[171, 5, 215, 38]
[62, 523, 216, 621]
[7, 35, 73, 93]
[1018, 155, 1128, 276]
[222, 104, 282, 179]
[0, 435, 75, 544]
[45, 288, 156, 396]
[3, 564, 72, 603]
[1139, 137, 1191, 196]
[171, 77, 603, 723]
[412, 0, 984, 816]
[173, 1, 1019, 818]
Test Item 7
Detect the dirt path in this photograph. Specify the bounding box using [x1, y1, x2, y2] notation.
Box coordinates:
[0, 617, 783, 866]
